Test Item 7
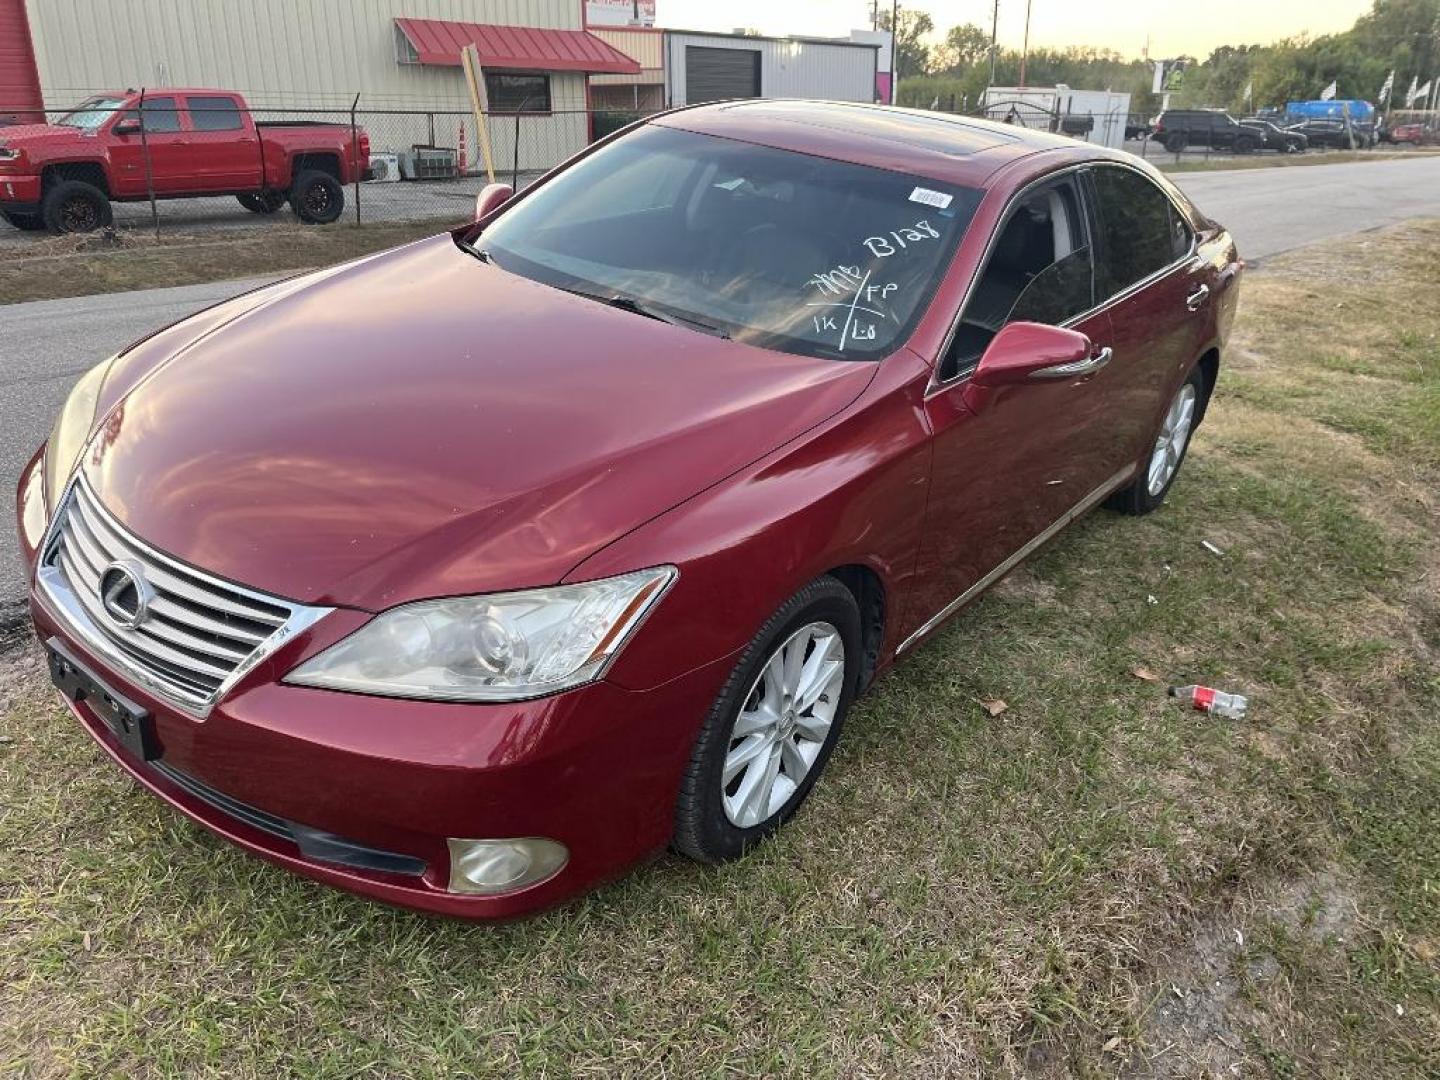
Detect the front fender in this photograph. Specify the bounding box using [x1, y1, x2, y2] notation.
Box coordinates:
[571, 349, 935, 693]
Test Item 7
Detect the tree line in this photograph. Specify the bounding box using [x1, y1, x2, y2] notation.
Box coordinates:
[882, 0, 1439, 115]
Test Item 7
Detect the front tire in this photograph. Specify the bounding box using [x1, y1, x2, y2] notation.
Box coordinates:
[41, 180, 112, 234]
[1106, 365, 1206, 515]
[289, 170, 344, 224]
[673, 576, 862, 863]
[238, 190, 286, 214]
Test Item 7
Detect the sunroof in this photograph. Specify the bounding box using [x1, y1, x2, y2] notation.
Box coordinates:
[720, 100, 1023, 156]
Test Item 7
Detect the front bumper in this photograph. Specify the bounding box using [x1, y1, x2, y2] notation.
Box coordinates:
[0, 172, 41, 207]
[17, 452, 732, 919]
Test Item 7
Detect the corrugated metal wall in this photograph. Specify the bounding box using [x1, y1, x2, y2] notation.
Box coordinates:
[25, 0, 582, 108]
[0, 0, 42, 117]
[662, 33, 877, 108]
[588, 27, 660, 87]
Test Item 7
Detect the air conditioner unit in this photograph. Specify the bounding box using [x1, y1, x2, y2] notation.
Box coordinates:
[369, 153, 401, 182]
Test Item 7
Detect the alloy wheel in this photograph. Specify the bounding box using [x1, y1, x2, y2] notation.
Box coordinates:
[722, 621, 845, 828]
[1147, 382, 1197, 496]
[60, 197, 99, 232]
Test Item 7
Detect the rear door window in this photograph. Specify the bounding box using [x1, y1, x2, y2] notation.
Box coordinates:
[187, 96, 244, 131]
[1088, 166, 1188, 300]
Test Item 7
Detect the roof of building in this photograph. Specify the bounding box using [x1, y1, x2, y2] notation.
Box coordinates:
[654, 100, 1094, 186]
[394, 18, 642, 75]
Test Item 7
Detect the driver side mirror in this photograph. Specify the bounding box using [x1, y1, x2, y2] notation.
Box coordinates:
[112, 119, 142, 136]
[474, 182, 514, 221]
[971, 322, 1092, 387]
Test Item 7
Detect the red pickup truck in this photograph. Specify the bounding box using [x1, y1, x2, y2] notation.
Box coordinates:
[0, 88, 369, 232]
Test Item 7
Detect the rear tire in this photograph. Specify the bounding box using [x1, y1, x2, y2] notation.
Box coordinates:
[288, 170, 344, 225]
[1164, 133, 1187, 153]
[1233, 134, 1257, 154]
[237, 190, 286, 214]
[41, 180, 112, 234]
[1106, 364, 1207, 516]
[673, 576, 862, 863]
[1, 209, 45, 231]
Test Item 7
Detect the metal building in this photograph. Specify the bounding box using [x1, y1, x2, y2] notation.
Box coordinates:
[662, 31, 878, 108]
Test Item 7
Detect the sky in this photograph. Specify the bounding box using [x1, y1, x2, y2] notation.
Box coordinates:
[656, 0, 1375, 60]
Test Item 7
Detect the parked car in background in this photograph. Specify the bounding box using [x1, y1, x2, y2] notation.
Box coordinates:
[0, 88, 369, 233]
[1153, 109, 1262, 153]
[17, 100, 1241, 918]
[1284, 119, 1362, 150]
[1389, 121, 1436, 146]
[1239, 118, 1307, 153]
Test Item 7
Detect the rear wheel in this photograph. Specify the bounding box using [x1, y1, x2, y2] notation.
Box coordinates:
[41, 180, 112, 234]
[237, 190, 286, 214]
[289, 170, 344, 225]
[1106, 365, 1205, 515]
[1233, 134, 1257, 154]
[673, 576, 861, 863]
[1, 209, 45, 231]
[1164, 132, 1187, 153]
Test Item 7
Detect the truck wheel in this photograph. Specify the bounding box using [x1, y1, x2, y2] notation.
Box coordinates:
[238, 191, 286, 214]
[1, 209, 46, 231]
[1164, 132, 1187, 153]
[41, 180, 113, 234]
[289, 171, 344, 225]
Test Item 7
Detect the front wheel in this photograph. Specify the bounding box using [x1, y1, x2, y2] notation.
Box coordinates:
[41, 180, 112, 234]
[238, 190, 286, 214]
[1106, 365, 1205, 515]
[673, 576, 861, 863]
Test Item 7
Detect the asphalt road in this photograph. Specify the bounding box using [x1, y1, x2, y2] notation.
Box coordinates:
[3, 154, 1440, 610]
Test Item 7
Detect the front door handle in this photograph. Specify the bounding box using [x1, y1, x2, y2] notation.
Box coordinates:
[1186, 284, 1211, 311]
[1031, 346, 1113, 380]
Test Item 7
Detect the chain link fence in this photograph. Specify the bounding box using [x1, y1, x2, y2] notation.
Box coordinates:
[0, 95, 659, 243]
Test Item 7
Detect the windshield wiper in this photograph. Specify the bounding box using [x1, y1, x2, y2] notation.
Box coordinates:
[562, 286, 731, 340]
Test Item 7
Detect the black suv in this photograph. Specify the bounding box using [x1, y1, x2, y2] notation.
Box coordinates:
[1153, 109, 1261, 153]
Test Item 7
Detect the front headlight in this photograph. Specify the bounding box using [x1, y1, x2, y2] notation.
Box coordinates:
[0, 146, 20, 162]
[285, 566, 676, 702]
[43, 357, 115, 510]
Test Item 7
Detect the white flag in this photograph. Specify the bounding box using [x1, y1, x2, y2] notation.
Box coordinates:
[1243, 80, 1253, 106]
[1320, 80, 1337, 101]
[1405, 75, 1419, 105]
[1415, 80, 1433, 106]
[1379, 69, 1394, 104]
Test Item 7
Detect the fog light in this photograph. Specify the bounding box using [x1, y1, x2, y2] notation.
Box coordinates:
[446, 837, 568, 895]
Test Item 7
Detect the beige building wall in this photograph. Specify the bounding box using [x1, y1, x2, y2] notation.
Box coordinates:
[26, 0, 582, 108]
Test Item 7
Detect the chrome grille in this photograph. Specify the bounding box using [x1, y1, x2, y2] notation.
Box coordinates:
[37, 478, 330, 715]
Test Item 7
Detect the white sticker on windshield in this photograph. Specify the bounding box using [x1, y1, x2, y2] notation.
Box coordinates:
[909, 187, 953, 209]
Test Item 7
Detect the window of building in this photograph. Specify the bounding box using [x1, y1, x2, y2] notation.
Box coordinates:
[187, 96, 243, 132]
[485, 73, 551, 114]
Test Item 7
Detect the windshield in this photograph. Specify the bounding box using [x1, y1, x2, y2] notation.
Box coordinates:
[56, 96, 127, 130]
[474, 125, 982, 360]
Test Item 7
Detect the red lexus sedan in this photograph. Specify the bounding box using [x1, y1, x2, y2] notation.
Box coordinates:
[16, 101, 1241, 918]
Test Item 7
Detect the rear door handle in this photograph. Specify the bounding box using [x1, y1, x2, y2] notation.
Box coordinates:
[1186, 285, 1211, 311]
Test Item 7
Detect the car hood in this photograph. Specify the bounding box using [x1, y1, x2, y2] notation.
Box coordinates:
[82, 234, 875, 610]
[0, 123, 85, 145]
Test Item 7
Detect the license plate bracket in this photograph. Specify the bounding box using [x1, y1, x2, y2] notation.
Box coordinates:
[46, 637, 160, 762]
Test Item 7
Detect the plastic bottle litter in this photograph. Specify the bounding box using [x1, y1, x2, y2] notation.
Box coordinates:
[1169, 684, 1249, 720]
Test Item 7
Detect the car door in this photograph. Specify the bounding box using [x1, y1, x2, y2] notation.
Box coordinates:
[108, 95, 190, 195]
[905, 171, 1124, 641]
[182, 94, 261, 192]
[1081, 164, 1213, 472]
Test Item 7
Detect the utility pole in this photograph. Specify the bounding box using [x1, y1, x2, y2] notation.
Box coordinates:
[892, 0, 900, 103]
[1019, 0, 1032, 87]
[989, 0, 1000, 90]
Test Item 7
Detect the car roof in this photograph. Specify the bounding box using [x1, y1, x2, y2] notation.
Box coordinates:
[650, 99, 1103, 188]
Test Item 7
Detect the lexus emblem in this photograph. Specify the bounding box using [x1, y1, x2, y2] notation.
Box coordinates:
[98, 559, 153, 630]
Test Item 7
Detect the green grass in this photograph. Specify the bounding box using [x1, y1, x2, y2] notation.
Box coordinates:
[2, 224, 1438, 1077]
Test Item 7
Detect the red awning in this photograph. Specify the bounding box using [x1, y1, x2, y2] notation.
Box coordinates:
[395, 18, 641, 75]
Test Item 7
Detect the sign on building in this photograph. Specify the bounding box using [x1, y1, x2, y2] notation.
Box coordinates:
[586, 0, 656, 27]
